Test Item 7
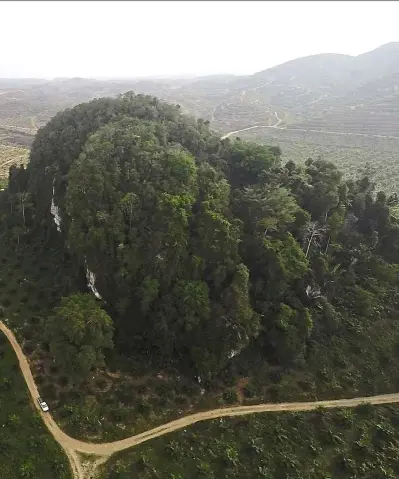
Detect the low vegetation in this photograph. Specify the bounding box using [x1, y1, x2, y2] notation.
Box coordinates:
[99, 405, 399, 479]
[0, 331, 71, 479]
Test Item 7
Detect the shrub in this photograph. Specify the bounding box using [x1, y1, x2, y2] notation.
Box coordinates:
[223, 388, 238, 404]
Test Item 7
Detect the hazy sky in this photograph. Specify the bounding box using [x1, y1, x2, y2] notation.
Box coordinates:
[1, 1, 398, 78]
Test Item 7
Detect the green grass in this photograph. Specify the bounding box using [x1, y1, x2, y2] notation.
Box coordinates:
[99, 405, 399, 479]
[0, 331, 72, 479]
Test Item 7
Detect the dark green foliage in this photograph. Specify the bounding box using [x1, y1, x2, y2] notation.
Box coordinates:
[2, 92, 399, 444]
[0, 333, 71, 479]
[46, 293, 114, 382]
[4, 91, 399, 378]
[22, 93, 263, 376]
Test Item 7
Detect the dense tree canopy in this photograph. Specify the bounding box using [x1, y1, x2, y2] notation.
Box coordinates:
[46, 293, 114, 382]
[3, 91, 399, 381]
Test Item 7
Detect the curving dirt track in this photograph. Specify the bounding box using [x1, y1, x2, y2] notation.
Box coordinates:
[3, 319, 399, 478]
[221, 122, 399, 141]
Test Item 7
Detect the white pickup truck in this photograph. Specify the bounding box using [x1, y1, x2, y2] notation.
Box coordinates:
[37, 397, 49, 412]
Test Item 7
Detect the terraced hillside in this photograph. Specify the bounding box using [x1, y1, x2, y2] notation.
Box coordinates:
[1, 43, 399, 137]
[1, 42, 399, 189]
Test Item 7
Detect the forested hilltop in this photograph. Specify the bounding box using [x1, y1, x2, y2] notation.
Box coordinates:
[2, 92, 399, 446]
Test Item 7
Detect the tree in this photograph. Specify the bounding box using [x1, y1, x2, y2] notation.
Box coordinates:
[324, 208, 345, 254]
[225, 140, 280, 189]
[16, 192, 32, 228]
[299, 159, 342, 220]
[302, 221, 327, 258]
[237, 184, 299, 236]
[46, 293, 114, 382]
[268, 304, 313, 365]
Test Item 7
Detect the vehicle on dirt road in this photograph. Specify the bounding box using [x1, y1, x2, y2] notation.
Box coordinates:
[37, 397, 49, 412]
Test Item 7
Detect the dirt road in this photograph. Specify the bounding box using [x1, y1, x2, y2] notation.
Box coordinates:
[0, 321, 86, 478]
[221, 122, 399, 141]
[221, 111, 283, 140]
[3, 319, 399, 478]
[273, 111, 283, 128]
[221, 124, 272, 139]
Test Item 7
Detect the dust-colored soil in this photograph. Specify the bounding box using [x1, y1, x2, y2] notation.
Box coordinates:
[3, 319, 399, 478]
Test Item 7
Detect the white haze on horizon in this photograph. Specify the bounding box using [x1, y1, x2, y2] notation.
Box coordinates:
[1, 1, 398, 79]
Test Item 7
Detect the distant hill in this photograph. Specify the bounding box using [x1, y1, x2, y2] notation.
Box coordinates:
[1, 42, 399, 136]
[252, 53, 354, 89]
[0, 42, 399, 160]
[355, 42, 399, 78]
[251, 42, 399, 89]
